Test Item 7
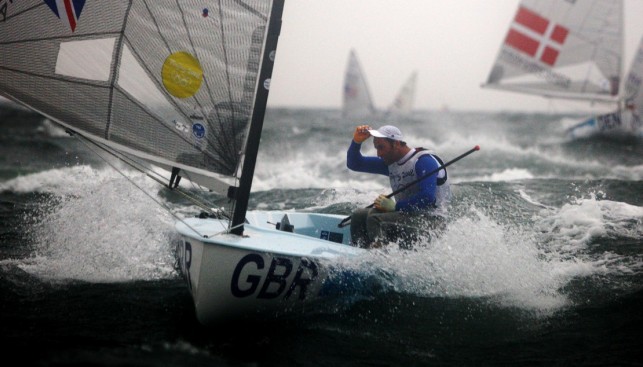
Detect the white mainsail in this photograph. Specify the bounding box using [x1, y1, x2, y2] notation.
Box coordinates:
[342, 49, 376, 118]
[483, 0, 623, 103]
[624, 36, 643, 115]
[386, 71, 417, 117]
[0, 1, 282, 229]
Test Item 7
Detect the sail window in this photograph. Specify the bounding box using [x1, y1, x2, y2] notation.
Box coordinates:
[55, 38, 115, 81]
[118, 44, 179, 122]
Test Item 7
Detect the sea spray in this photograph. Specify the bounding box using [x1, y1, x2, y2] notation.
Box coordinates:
[330, 207, 599, 313]
[18, 166, 177, 282]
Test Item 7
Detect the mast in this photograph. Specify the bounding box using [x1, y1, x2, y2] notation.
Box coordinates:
[618, 0, 625, 111]
[230, 0, 284, 235]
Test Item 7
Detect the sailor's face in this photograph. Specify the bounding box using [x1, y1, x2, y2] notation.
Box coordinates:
[373, 138, 396, 165]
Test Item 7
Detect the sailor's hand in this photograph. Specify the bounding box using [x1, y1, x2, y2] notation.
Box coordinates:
[353, 125, 371, 144]
[374, 194, 395, 212]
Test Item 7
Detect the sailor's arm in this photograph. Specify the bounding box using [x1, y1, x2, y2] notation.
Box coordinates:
[346, 125, 387, 174]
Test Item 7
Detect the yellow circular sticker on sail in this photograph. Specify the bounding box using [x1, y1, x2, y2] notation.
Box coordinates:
[162, 52, 203, 98]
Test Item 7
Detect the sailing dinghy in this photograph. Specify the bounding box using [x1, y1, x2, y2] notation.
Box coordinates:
[0, 0, 370, 325]
[342, 48, 376, 118]
[385, 71, 418, 117]
[342, 49, 418, 119]
[483, 0, 643, 139]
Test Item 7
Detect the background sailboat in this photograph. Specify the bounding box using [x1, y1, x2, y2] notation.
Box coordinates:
[385, 70, 418, 117]
[342, 48, 376, 118]
[482, 0, 642, 138]
[342, 49, 417, 119]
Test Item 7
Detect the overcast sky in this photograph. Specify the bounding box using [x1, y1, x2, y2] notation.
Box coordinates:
[268, 0, 643, 112]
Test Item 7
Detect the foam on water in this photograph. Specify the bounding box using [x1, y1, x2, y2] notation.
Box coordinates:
[476, 168, 535, 182]
[535, 192, 643, 252]
[0, 165, 109, 195]
[517, 189, 553, 209]
[254, 124, 642, 197]
[332, 185, 643, 313]
[335, 207, 591, 313]
[611, 164, 643, 180]
[254, 147, 389, 193]
[428, 127, 641, 181]
[37, 118, 69, 137]
[311, 187, 388, 209]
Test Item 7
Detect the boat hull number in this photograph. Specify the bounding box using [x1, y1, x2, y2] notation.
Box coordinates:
[231, 253, 319, 300]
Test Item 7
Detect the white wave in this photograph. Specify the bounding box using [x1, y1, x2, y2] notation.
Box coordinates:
[36, 118, 69, 137]
[428, 127, 641, 181]
[536, 193, 643, 251]
[611, 164, 643, 181]
[308, 187, 389, 210]
[0, 165, 110, 195]
[253, 148, 388, 192]
[0, 163, 158, 196]
[336, 207, 603, 313]
[474, 168, 535, 182]
[7, 167, 178, 282]
[517, 189, 553, 209]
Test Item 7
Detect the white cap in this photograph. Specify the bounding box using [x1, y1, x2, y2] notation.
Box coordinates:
[368, 125, 404, 141]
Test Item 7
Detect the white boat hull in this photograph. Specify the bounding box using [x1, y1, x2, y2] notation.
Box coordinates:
[567, 110, 643, 140]
[175, 211, 368, 324]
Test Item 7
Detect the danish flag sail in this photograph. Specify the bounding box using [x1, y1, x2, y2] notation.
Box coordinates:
[484, 0, 623, 103]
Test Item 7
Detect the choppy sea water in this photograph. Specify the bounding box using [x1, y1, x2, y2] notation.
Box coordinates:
[1, 103, 642, 366]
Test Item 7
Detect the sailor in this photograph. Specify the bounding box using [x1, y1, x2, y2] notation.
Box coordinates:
[346, 124, 451, 248]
